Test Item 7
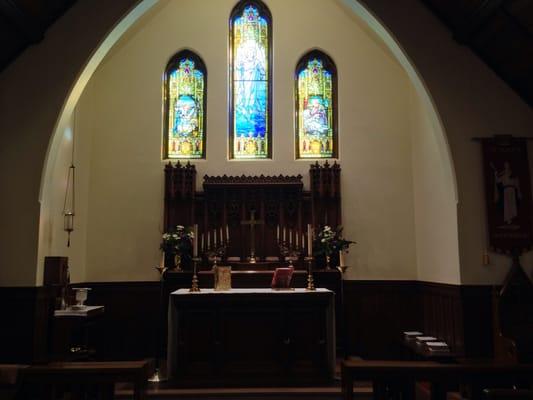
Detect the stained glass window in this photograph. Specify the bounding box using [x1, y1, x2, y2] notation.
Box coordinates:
[296, 50, 338, 159]
[164, 50, 207, 159]
[230, 0, 272, 159]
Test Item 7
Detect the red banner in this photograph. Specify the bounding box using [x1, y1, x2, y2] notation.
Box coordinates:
[482, 136, 533, 253]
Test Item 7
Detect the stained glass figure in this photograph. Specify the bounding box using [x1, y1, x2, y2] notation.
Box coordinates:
[296, 51, 337, 159]
[164, 50, 206, 159]
[230, 1, 272, 159]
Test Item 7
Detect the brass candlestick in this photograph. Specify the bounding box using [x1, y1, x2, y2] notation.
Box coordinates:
[149, 265, 168, 382]
[190, 257, 201, 292]
[305, 256, 315, 291]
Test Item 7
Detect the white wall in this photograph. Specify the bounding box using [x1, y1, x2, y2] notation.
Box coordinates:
[37, 110, 89, 284]
[71, 0, 419, 282]
[3, 0, 530, 287]
[410, 87, 461, 284]
[358, 0, 533, 284]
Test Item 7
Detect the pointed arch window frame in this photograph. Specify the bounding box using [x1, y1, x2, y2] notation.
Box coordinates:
[163, 49, 208, 160]
[229, 0, 273, 160]
[295, 49, 338, 159]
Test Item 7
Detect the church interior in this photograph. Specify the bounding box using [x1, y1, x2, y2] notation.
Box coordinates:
[1, 0, 533, 399]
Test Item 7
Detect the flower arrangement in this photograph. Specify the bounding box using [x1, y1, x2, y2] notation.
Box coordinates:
[313, 225, 354, 258]
[160, 225, 194, 269]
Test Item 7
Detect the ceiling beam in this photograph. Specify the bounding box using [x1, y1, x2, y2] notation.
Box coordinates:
[0, 0, 44, 44]
[453, 0, 506, 44]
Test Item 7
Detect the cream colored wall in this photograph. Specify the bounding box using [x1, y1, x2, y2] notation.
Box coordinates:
[74, 0, 418, 282]
[3, 0, 532, 287]
[410, 87, 461, 284]
[359, 0, 533, 284]
[0, 0, 140, 286]
[36, 109, 92, 284]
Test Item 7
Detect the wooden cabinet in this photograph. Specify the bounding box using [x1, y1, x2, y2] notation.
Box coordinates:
[167, 289, 335, 387]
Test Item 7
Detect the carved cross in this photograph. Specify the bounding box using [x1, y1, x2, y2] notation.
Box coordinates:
[241, 210, 264, 263]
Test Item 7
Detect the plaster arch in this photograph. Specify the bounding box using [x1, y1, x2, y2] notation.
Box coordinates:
[37, 0, 459, 284]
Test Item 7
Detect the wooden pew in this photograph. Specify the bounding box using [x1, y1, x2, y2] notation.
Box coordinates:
[19, 360, 153, 400]
[484, 389, 533, 399]
[342, 359, 533, 400]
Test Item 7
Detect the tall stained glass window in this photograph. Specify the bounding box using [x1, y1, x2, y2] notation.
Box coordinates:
[230, 0, 272, 159]
[164, 50, 207, 159]
[296, 50, 338, 159]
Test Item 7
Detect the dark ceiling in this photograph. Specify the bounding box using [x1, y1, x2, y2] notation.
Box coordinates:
[0, 0, 76, 71]
[0, 0, 531, 107]
[422, 0, 533, 107]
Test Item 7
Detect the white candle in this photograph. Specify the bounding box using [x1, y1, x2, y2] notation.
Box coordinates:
[226, 225, 229, 241]
[193, 224, 198, 257]
[214, 229, 217, 246]
[283, 227, 286, 242]
[307, 224, 313, 257]
[201, 234, 204, 252]
[207, 231, 210, 248]
[289, 229, 292, 246]
[339, 250, 345, 267]
[277, 225, 280, 240]
[220, 227, 223, 243]
[302, 234, 305, 252]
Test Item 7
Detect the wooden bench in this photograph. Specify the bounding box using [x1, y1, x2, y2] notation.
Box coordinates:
[19, 360, 153, 400]
[484, 389, 533, 399]
[342, 359, 533, 400]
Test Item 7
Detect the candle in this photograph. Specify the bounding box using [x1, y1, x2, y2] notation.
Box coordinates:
[226, 225, 229, 241]
[302, 233, 305, 252]
[193, 224, 198, 257]
[339, 250, 345, 267]
[276, 225, 280, 240]
[214, 229, 217, 246]
[207, 231, 210, 248]
[289, 229, 292, 246]
[283, 227, 286, 242]
[201, 234, 204, 252]
[220, 227, 223, 243]
[307, 224, 313, 257]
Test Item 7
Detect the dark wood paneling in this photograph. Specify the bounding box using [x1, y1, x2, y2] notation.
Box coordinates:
[343, 280, 421, 359]
[0, 286, 55, 363]
[343, 281, 493, 359]
[72, 282, 160, 361]
[60, 280, 493, 362]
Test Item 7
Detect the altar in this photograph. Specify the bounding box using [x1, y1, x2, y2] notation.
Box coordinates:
[167, 288, 336, 387]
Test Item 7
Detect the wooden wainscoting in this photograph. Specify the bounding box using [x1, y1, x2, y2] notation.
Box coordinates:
[73, 282, 161, 360]
[343, 281, 493, 360]
[343, 280, 421, 359]
[0, 286, 55, 363]
[0, 280, 492, 363]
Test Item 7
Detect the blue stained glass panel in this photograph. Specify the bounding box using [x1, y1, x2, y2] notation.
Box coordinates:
[231, 3, 270, 159]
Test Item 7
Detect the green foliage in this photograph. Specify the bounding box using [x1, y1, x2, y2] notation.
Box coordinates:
[313, 225, 354, 257]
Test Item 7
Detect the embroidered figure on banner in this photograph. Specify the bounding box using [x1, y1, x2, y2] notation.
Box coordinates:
[492, 161, 522, 226]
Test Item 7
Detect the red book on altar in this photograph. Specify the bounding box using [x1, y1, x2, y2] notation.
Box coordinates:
[271, 267, 294, 290]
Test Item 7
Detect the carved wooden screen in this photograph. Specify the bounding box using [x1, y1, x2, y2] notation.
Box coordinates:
[163, 162, 342, 266]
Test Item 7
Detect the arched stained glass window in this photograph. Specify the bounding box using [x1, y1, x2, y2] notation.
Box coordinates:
[164, 50, 207, 159]
[295, 50, 338, 159]
[229, 0, 272, 159]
